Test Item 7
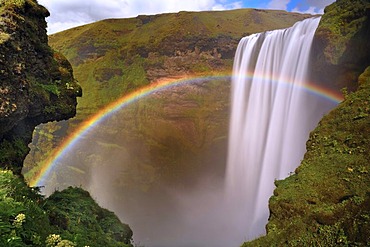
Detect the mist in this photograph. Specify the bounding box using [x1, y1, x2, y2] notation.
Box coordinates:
[34, 79, 241, 246]
[89, 164, 247, 247]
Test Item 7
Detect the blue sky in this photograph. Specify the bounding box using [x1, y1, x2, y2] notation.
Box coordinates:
[38, 0, 335, 34]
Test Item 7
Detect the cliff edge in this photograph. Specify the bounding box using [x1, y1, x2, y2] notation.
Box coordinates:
[0, 0, 81, 173]
[311, 0, 370, 91]
[243, 0, 370, 245]
[0, 1, 133, 246]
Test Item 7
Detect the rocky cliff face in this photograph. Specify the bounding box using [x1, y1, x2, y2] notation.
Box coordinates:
[311, 0, 370, 91]
[243, 0, 370, 245]
[0, 0, 81, 173]
[0, 1, 133, 246]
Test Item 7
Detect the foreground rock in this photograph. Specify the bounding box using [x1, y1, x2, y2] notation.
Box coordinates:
[0, 0, 80, 173]
[0, 1, 133, 246]
[311, 0, 370, 91]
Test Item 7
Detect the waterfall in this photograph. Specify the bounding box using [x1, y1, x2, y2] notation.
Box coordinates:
[226, 17, 326, 240]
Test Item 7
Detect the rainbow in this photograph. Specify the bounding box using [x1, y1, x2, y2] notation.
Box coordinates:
[29, 73, 343, 187]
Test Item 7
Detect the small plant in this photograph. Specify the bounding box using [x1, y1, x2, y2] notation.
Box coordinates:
[39, 83, 61, 97]
[341, 87, 348, 99]
[46, 234, 76, 247]
[46, 234, 62, 247]
[12, 213, 25, 228]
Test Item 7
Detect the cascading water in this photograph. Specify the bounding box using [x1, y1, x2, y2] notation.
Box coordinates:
[226, 17, 335, 241]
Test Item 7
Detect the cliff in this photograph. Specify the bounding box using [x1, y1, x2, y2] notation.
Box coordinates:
[243, 67, 370, 246]
[311, 0, 370, 91]
[0, 0, 81, 173]
[0, 1, 132, 246]
[243, 0, 370, 245]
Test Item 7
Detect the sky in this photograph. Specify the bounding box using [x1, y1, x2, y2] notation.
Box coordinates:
[38, 0, 336, 34]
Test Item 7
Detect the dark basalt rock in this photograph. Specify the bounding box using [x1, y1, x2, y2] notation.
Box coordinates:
[0, 0, 81, 173]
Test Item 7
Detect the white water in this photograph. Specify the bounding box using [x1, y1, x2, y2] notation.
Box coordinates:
[226, 17, 331, 241]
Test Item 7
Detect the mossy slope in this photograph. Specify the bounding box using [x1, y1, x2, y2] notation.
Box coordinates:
[242, 68, 370, 246]
[44, 187, 133, 247]
[311, 0, 370, 91]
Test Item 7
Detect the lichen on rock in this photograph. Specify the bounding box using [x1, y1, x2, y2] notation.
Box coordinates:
[311, 0, 370, 91]
[0, 0, 81, 172]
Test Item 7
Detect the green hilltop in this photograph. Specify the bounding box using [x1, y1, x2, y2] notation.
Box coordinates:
[47, 8, 312, 112]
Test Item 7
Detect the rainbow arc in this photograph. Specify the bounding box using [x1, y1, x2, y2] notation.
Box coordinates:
[29, 73, 343, 187]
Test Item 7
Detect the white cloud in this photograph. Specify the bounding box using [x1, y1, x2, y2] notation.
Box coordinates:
[38, 0, 242, 34]
[305, 0, 334, 10]
[212, 1, 243, 10]
[267, 0, 290, 10]
[291, 6, 322, 15]
[290, 0, 335, 14]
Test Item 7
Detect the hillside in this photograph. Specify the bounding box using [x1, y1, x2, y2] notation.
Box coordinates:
[48, 8, 312, 114]
[24, 8, 312, 193]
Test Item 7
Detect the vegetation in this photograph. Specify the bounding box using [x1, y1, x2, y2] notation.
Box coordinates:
[0, 169, 48, 246]
[315, 0, 370, 65]
[44, 187, 133, 247]
[0, 1, 133, 247]
[46, 8, 311, 113]
[0, 169, 133, 247]
[242, 67, 370, 246]
[311, 0, 370, 91]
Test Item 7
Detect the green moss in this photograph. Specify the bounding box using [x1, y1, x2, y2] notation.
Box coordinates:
[28, 79, 60, 106]
[242, 67, 370, 246]
[0, 138, 29, 169]
[316, 0, 370, 65]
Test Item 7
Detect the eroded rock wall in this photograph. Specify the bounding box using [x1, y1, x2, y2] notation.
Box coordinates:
[311, 0, 370, 91]
[0, 0, 81, 173]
